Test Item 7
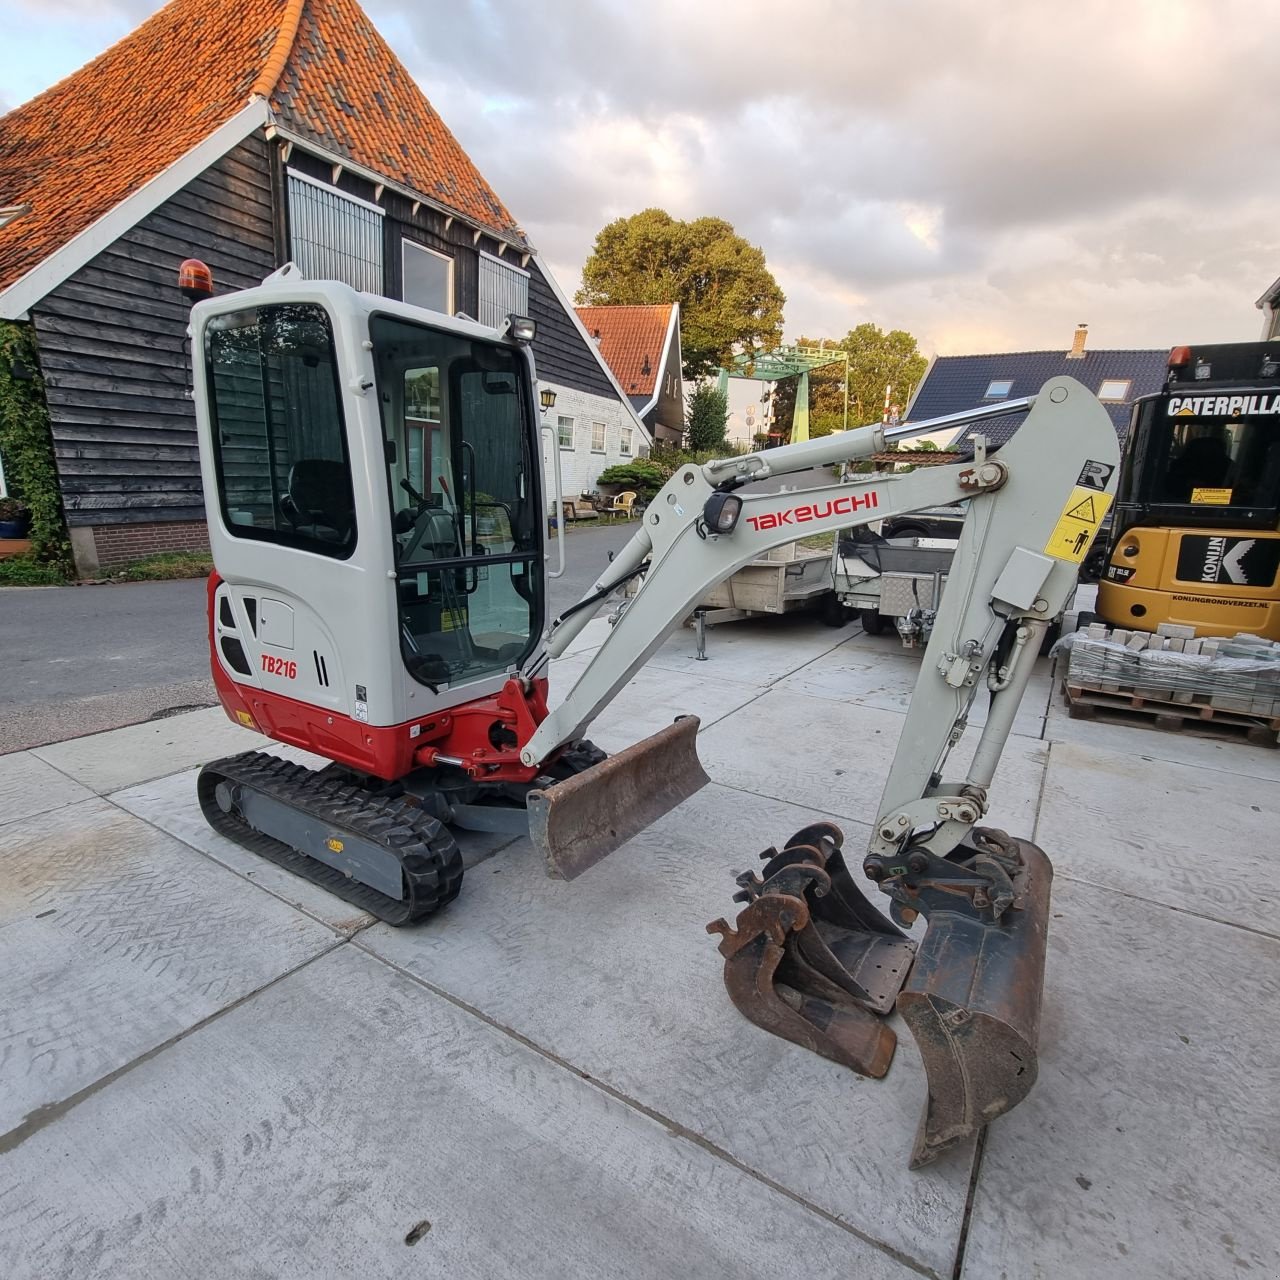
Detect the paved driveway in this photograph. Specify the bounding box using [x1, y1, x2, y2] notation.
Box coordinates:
[2, 615, 1277, 1278]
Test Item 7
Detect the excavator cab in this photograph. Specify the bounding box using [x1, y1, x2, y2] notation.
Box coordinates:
[1098, 341, 1280, 639]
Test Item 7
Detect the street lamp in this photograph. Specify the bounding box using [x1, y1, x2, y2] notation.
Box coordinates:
[540, 387, 557, 413]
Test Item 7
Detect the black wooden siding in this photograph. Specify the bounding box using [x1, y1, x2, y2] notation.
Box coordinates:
[527, 261, 615, 399]
[32, 134, 277, 526]
[284, 149, 483, 318]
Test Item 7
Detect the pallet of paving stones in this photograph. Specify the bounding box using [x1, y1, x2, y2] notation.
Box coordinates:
[1060, 622, 1280, 747]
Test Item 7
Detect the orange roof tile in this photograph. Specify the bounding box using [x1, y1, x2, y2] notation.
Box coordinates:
[575, 304, 676, 399]
[0, 0, 523, 298]
[269, 0, 521, 241]
[0, 0, 281, 296]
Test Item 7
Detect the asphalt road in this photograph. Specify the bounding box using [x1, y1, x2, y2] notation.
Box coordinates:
[1, 520, 640, 753]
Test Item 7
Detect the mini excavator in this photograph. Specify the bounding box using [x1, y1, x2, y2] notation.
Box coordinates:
[188, 266, 1118, 1166]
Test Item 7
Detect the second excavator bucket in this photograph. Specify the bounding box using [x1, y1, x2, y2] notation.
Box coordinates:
[528, 716, 710, 880]
[706, 823, 916, 1081]
[897, 833, 1053, 1168]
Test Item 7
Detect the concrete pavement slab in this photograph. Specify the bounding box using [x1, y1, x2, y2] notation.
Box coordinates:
[0, 797, 336, 1134]
[1036, 740, 1280, 933]
[648, 613, 858, 684]
[360, 783, 973, 1279]
[696, 687, 1048, 836]
[548, 655, 767, 752]
[0, 945, 921, 1280]
[961, 877, 1280, 1279]
[775, 641, 1055, 740]
[31, 706, 261, 794]
[1043, 688, 1280, 783]
[0, 751, 93, 826]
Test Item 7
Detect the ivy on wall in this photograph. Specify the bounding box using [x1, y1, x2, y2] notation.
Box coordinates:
[0, 321, 72, 570]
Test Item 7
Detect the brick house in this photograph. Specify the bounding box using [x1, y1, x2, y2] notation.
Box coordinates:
[0, 0, 645, 573]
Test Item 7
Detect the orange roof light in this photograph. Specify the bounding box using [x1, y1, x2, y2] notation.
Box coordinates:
[1168, 345, 1192, 367]
[178, 258, 213, 301]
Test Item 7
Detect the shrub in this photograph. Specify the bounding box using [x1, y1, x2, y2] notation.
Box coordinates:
[595, 460, 671, 499]
[0, 322, 72, 570]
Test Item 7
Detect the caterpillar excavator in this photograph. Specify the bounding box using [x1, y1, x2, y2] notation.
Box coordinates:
[188, 265, 1118, 1167]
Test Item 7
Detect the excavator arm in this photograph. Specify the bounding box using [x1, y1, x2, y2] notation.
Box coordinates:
[521, 377, 1117, 1167]
[522, 376, 1117, 882]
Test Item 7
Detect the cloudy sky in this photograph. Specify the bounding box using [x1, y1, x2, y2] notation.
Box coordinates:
[2, 0, 1275, 356]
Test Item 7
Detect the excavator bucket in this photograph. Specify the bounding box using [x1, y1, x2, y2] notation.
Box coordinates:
[898, 834, 1053, 1168]
[706, 823, 915, 1080]
[528, 716, 709, 880]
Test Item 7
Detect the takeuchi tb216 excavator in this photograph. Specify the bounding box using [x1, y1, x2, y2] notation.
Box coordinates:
[188, 265, 1118, 1166]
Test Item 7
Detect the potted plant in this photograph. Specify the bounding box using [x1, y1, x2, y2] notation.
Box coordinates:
[0, 497, 30, 539]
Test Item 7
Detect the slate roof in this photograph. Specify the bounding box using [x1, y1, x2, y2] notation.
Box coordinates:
[0, 0, 522, 297]
[574, 304, 676, 405]
[904, 349, 1169, 449]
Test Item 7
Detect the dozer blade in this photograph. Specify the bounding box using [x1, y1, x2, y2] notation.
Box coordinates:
[898, 835, 1053, 1168]
[528, 716, 709, 880]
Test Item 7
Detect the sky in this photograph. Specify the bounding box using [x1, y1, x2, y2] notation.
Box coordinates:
[2, 0, 1276, 359]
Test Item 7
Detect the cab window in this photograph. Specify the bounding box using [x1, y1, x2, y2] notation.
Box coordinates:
[205, 303, 356, 558]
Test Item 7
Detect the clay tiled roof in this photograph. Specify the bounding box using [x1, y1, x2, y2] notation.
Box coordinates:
[270, 0, 521, 243]
[0, 0, 523, 298]
[575, 304, 676, 399]
[0, 0, 282, 296]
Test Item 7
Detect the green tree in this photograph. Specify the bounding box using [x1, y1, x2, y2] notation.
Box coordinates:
[576, 209, 785, 380]
[772, 325, 929, 441]
[685, 383, 729, 451]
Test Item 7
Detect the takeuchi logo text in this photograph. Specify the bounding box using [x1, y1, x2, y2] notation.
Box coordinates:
[746, 490, 879, 531]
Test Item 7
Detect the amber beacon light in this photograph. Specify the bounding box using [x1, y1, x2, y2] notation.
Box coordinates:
[178, 258, 214, 302]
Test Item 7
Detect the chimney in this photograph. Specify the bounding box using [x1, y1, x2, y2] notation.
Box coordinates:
[1067, 323, 1088, 359]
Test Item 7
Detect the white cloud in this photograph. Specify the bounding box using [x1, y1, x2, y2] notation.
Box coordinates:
[3, 0, 1275, 353]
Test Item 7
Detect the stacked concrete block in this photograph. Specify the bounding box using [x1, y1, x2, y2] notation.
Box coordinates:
[1066, 625, 1280, 721]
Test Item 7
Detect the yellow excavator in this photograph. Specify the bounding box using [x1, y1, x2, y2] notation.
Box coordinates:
[187, 264, 1118, 1166]
[1099, 341, 1280, 639]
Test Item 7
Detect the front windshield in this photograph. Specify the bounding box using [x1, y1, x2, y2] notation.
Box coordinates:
[1124, 403, 1280, 516]
[371, 314, 543, 689]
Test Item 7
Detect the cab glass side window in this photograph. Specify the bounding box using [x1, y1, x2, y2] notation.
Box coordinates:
[206, 303, 357, 558]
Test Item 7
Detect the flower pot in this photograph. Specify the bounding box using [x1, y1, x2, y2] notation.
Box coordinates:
[0, 517, 30, 538]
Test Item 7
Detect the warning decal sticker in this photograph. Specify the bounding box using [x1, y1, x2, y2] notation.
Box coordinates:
[1190, 487, 1232, 505]
[1043, 484, 1114, 563]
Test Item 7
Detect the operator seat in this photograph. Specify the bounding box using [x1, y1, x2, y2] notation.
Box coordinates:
[282, 460, 354, 545]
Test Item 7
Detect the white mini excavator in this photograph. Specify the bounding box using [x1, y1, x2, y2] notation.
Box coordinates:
[189, 266, 1117, 1166]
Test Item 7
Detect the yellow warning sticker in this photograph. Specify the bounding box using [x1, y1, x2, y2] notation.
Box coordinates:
[1191, 487, 1232, 505]
[235, 710, 256, 728]
[1043, 485, 1113, 563]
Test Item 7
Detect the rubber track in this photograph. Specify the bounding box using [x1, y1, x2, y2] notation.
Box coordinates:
[197, 751, 464, 926]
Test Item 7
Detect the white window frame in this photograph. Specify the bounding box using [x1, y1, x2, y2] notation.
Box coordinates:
[402, 239, 455, 315]
[591, 422, 607, 453]
[984, 379, 1013, 398]
[1097, 378, 1131, 402]
[478, 250, 531, 329]
[557, 414, 575, 449]
[620, 426, 633, 457]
